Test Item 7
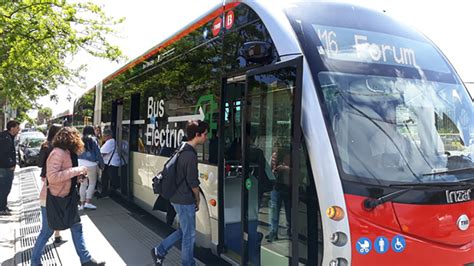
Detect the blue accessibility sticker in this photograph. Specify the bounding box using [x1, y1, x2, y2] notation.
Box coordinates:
[391, 235, 406, 253]
[356, 237, 372, 255]
[374, 236, 389, 254]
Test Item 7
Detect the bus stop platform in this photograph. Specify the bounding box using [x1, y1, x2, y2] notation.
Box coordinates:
[0, 167, 221, 266]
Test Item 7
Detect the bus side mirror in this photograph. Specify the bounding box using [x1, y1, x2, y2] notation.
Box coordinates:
[240, 41, 274, 64]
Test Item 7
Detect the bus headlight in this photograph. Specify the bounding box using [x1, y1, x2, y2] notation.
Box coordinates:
[330, 231, 348, 247]
[329, 258, 348, 266]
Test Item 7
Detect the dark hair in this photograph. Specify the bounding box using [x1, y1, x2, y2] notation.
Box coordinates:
[52, 127, 84, 154]
[47, 125, 62, 142]
[82, 126, 95, 151]
[186, 120, 209, 141]
[6, 120, 19, 131]
[103, 128, 113, 137]
[83, 126, 95, 136]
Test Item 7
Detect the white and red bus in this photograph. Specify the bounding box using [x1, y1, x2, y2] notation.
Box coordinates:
[73, 1, 474, 265]
[48, 111, 73, 127]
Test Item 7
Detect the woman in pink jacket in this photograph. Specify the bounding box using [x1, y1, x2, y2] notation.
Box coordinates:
[30, 127, 105, 266]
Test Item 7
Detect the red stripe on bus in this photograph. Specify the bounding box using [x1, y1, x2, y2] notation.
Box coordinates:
[104, 2, 241, 84]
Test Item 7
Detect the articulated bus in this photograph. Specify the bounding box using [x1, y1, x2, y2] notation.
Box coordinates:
[73, 1, 474, 265]
[48, 112, 73, 127]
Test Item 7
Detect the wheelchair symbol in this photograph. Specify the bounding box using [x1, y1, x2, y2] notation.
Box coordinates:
[391, 235, 406, 253]
[356, 237, 372, 255]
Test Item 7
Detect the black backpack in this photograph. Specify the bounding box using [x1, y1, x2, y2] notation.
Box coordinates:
[152, 144, 187, 199]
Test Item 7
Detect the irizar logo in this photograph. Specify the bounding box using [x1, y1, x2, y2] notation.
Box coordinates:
[445, 189, 471, 204]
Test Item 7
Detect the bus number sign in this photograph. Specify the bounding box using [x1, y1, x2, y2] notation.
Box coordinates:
[225, 10, 234, 30]
[317, 29, 339, 56]
[309, 24, 459, 74]
[212, 17, 222, 36]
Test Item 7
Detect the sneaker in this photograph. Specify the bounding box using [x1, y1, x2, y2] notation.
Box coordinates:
[84, 203, 97, 210]
[78, 205, 84, 211]
[150, 247, 164, 265]
[54, 236, 62, 243]
[81, 258, 105, 266]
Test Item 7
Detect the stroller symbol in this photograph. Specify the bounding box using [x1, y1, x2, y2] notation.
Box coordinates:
[356, 238, 372, 254]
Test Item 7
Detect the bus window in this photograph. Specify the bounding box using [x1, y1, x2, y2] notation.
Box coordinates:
[223, 4, 277, 72]
[245, 65, 298, 265]
[73, 88, 95, 128]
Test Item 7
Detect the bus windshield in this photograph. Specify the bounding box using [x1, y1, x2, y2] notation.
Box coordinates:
[286, 2, 474, 185]
[320, 72, 473, 184]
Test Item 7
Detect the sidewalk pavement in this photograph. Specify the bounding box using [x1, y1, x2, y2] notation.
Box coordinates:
[0, 166, 204, 266]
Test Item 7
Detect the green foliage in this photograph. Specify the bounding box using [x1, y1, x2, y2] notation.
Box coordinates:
[38, 106, 52, 119]
[0, 0, 124, 110]
[15, 104, 33, 124]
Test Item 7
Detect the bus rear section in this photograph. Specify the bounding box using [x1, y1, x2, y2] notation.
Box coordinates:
[286, 2, 474, 265]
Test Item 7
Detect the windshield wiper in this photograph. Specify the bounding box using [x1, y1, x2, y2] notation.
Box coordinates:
[364, 189, 411, 210]
[421, 167, 474, 176]
[364, 179, 474, 211]
[389, 180, 474, 188]
[461, 177, 474, 183]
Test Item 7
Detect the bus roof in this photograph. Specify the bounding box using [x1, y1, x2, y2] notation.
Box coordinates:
[102, 2, 241, 84]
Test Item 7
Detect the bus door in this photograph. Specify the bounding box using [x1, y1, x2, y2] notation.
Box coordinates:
[220, 56, 303, 265]
[111, 98, 131, 197]
[242, 56, 302, 265]
[220, 74, 246, 263]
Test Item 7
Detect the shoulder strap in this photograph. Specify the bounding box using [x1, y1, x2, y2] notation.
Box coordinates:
[173, 143, 192, 191]
[107, 140, 116, 165]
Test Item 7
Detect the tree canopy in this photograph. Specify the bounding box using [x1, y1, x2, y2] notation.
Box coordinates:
[37, 106, 52, 121]
[0, 0, 124, 111]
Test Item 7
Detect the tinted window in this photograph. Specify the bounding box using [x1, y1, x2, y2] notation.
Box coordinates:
[223, 5, 278, 72]
[104, 22, 222, 163]
[74, 88, 95, 127]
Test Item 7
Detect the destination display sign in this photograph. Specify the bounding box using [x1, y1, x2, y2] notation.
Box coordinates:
[312, 24, 450, 73]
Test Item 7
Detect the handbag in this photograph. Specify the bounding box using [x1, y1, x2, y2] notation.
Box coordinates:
[46, 152, 81, 230]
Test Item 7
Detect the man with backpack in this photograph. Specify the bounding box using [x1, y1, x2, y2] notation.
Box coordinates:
[151, 120, 209, 266]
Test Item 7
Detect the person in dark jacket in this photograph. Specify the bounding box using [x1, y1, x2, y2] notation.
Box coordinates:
[0, 120, 20, 215]
[151, 120, 208, 266]
[37, 124, 62, 241]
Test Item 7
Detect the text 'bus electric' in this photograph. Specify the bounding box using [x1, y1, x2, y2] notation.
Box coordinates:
[72, 1, 474, 265]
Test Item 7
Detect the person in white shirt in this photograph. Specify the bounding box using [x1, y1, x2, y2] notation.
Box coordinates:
[99, 129, 121, 197]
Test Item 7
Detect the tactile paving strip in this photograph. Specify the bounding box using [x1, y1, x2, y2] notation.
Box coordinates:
[14, 170, 60, 266]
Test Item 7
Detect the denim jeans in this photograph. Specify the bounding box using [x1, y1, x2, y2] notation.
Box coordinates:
[155, 203, 196, 266]
[269, 187, 291, 234]
[31, 207, 92, 265]
[0, 168, 14, 211]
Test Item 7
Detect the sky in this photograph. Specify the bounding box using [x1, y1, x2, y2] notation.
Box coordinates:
[37, 0, 474, 117]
